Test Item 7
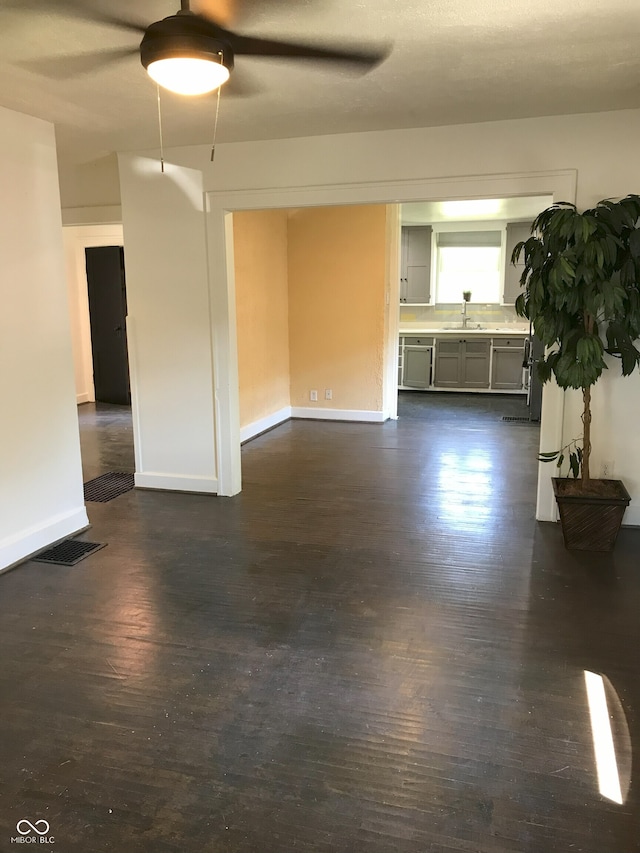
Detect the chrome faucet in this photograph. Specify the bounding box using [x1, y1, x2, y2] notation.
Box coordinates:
[461, 291, 472, 328]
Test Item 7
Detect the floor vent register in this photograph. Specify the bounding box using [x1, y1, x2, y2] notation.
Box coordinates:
[34, 540, 106, 566]
[83, 472, 135, 503]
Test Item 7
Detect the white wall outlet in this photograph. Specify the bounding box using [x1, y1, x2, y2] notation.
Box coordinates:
[602, 459, 614, 478]
[310, 390, 318, 402]
[325, 389, 332, 400]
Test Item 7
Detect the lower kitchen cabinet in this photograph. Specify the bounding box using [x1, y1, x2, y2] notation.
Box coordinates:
[461, 340, 491, 388]
[491, 340, 525, 390]
[432, 340, 460, 387]
[403, 345, 432, 388]
[399, 333, 526, 393]
[434, 338, 490, 389]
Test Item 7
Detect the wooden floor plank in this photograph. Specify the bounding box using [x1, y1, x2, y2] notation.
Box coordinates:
[0, 395, 638, 852]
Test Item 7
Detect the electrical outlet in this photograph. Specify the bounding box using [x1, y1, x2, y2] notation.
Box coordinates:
[310, 390, 318, 402]
[602, 459, 614, 478]
[325, 389, 332, 400]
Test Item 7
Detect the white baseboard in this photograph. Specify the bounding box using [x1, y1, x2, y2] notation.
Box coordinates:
[134, 472, 218, 494]
[240, 405, 386, 439]
[240, 406, 292, 443]
[77, 392, 94, 404]
[291, 407, 386, 423]
[0, 506, 90, 572]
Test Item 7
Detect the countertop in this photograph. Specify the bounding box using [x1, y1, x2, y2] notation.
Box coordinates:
[399, 326, 528, 336]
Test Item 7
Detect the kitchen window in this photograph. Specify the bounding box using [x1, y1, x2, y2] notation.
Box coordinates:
[435, 230, 502, 304]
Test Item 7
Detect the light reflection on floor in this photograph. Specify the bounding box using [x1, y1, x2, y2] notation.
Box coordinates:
[437, 449, 493, 528]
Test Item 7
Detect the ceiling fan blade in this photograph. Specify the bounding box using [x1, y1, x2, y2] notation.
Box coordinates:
[5, 0, 147, 34]
[194, 0, 328, 27]
[227, 33, 389, 68]
[72, 8, 148, 35]
[19, 46, 139, 80]
[193, 0, 238, 27]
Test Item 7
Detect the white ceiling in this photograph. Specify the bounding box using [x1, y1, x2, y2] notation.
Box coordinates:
[2, 0, 640, 170]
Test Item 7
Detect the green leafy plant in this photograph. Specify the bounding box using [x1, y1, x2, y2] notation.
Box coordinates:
[513, 195, 640, 488]
[539, 438, 583, 479]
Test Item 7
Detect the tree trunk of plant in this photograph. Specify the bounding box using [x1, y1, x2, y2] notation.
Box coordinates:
[581, 310, 594, 488]
[582, 386, 591, 486]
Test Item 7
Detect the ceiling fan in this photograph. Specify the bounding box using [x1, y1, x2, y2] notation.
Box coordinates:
[18, 0, 389, 96]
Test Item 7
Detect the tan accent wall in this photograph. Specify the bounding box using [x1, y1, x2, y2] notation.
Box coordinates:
[233, 209, 291, 429]
[287, 205, 387, 411]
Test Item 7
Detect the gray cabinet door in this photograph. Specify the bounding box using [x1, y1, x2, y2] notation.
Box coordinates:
[400, 226, 432, 303]
[407, 225, 431, 265]
[504, 222, 532, 305]
[399, 228, 409, 302]
[492, 347, 525, 389]
[461, 339, 490, 388]
[434, 340, 461, 387]
[406, 265, 429, 303]
[403, 347, 432, 388]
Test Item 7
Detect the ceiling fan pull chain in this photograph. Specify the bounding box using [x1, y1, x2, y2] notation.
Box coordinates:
[156, 84, 165, 173]
[210, 54, 224, 163]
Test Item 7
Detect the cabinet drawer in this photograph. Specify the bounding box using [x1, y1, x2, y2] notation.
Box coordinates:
[464, 339, 490, 355]
[435, 340, 460, 354]
[403, 336, 433, 346]
[492, 336, 525, 348]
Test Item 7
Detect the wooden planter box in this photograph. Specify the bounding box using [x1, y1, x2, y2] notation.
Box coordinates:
[552, 478, 631, 552]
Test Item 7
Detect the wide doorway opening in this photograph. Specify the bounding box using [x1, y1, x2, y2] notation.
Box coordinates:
[64, 226, 136, 484]
[230, 195, 548, 493]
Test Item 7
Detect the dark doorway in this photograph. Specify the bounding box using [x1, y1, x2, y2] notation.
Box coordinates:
[85, 246, 131, 405]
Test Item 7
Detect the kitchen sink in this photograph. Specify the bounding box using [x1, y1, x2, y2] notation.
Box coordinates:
[443, 324, 486, 330]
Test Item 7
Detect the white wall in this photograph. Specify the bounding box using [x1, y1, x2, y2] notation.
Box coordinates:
[63, 224, 125, 404]
[118, 108, 640, 523]
[0, 107, 88, 570]
[118, 158, 218, 494]
[58, 151, 121, 211]
[163, 109, 640, 202]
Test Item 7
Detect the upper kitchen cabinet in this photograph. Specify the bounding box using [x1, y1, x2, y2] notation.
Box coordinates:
[400, 225, 432, 304]
[503, 222, 532, 305]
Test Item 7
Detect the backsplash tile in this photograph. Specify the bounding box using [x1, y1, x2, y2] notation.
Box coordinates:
[400, 303, 521, 326]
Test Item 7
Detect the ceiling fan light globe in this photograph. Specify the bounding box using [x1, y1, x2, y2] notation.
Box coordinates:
[147, 57, 229, 95]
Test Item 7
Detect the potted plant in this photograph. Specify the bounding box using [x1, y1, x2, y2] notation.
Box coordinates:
[513, 194, 640, 551]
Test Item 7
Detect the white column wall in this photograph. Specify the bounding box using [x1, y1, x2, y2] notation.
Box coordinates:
[0, 107, 88, 570]
[118, 157, 217, 493]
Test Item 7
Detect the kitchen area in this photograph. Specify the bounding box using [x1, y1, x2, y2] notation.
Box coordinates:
[397, 197, 549, 419]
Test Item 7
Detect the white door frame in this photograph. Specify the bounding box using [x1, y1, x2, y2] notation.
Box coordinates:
[205, 169, 576, 521]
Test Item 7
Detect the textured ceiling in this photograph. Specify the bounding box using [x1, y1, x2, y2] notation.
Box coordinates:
[1, 0, 640, 168]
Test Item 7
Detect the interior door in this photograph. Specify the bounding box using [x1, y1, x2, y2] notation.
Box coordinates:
[85, 246, 131, 405]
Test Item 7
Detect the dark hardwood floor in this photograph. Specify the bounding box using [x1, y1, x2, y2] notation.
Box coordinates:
[1, 396, 639, 852]
[77, 402, 135, 482]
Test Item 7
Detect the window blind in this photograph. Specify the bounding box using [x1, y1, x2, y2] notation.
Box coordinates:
[437, 230, 502, 248]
